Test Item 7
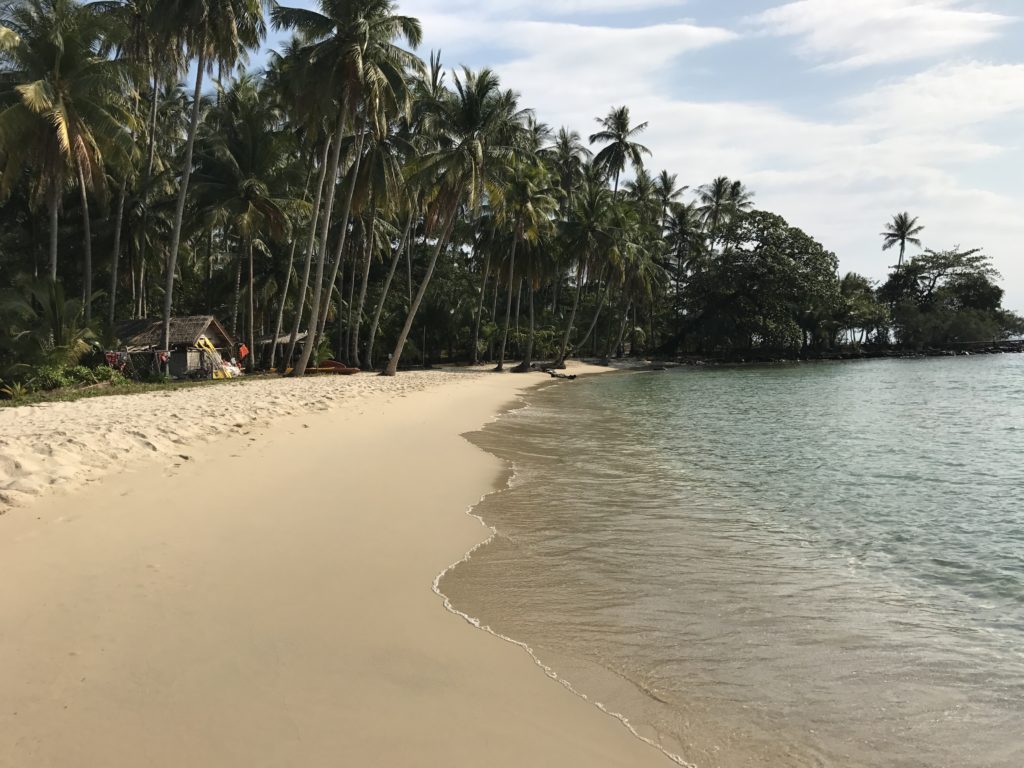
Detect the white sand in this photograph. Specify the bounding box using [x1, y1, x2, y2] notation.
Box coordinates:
[0, 366, 676, 767]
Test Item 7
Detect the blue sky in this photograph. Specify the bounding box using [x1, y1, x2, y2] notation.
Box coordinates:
[277, 0, 1024, 310]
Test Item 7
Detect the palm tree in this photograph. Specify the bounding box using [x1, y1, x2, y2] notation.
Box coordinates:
[543, 127, 591, 210]
[554, 176, 618, 366]
[0, 0, 132, 323]
[588, 105, 650, 195]
[881, 212, 924, 268]
[493, 159, 557, 372]
[697, 175, 753, 251]
[192, 74, 294, 369]
[381, 66, 530, 376]
[155, 0, 267, 360]
[272, 0, 422, 376]
[654, 170, 686, 231]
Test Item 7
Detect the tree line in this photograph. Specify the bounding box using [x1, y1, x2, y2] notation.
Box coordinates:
[1, 0, 1021, 392]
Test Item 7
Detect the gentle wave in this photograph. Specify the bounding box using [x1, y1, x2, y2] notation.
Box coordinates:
[442, 357, 1024, 768]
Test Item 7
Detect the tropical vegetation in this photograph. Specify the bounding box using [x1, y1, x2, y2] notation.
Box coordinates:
[1, 0, 1021, 398]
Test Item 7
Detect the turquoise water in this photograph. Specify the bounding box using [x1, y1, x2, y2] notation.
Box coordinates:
[442, 356, 1024, 767]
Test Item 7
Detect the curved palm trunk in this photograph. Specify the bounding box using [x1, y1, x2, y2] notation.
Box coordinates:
[495, 236, 519, 372]
[602, 300, 631, 363]
[161, 46, 207, 357]
[294, 112, 347, 377]
[76, 162, 93, 325]
[108, 180, 127, 326]
[269, 237, 298, 370]
[367, 216, 413, 370]
[282, 138, 332, 372]
[382, 213, 457, 376]
[554, 259, 585, 366]
[576, 277, 611, 354]
[511, 279, 535, 372]
[313, 128, 366, 359]
[350, 194, 377, 367]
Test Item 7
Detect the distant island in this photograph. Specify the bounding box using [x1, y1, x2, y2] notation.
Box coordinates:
[2, 0, 1022, 402]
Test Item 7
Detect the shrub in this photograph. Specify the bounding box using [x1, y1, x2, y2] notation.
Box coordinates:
[92, 365, 128, 386]
[28, 365, 71, 391]
[66, 365, 97, 385]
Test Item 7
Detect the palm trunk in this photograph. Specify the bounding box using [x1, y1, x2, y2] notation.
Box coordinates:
[512, 280, 535, 372]
[577, 277, 611, 353]
[495, 235, 519, 371]
[367, 215, 413, 370]
[76, 162, 93, 325]
[47, 184, 59, 282]
[294, 111, 348, 377]
[231, 246, 242, 338]
[108, 180, 127, 326]
[606, 301, 632, 362]
[471, 247, 491, 365]
[382, 212, 457, 376]
[312, 126, 365, 359]
[161, 46, 206, 356]
[269, 237, 298, 370]
[555, 261, 585, 365]
[350, 194, 377, 367]
[282, 137, 332, 372]
[269, 166, 313, 369]
[247, 238, 255, 371]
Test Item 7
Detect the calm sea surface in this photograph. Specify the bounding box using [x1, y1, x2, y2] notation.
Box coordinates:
[442, 356, 1024, 767]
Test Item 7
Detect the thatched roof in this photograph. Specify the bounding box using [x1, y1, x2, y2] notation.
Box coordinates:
[116, 316, 235, 350]
[258, 331, 307, 346]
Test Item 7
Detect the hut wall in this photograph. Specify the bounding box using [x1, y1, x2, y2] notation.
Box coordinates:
[169, 349, 204, 378]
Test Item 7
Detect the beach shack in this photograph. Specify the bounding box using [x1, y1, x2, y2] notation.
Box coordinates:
[115, 315, 236, 379]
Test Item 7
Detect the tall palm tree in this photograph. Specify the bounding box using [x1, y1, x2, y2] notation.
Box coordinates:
[273, 0, 422, 376]
[155, 0, 267, 358]
[554, 176, 618, 366]
[881, 212, 924, 268]
[654, 170, 686, 231]
[192, 74, 294, 369]
[0, 0, 132, 323]
[493, 159, 557, 372]
[588, 105, 650, 195]
[381, 66, 530, 376]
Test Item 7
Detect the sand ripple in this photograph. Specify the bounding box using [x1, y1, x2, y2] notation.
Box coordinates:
[0, 371, 477, 512]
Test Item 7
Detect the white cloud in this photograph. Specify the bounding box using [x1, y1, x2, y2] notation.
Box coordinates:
[750, 0, 1015, 70]
[397, 1, 1024, 309]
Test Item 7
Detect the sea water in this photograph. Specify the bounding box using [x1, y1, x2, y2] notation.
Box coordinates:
[441, 356, 1024, 767]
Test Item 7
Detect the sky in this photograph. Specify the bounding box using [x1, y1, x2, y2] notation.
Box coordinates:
[278, 0, 1024, 310]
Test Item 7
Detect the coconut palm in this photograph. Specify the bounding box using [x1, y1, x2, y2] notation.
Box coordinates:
[0, 0, 133, 323]
[272, 0, 422, 375]
[554, 176, 618, 366]
[881, 212, 924, 268]
[654, 170, 686, 231]
[697, 175, 753, 251]
[191, 74, 295, 369]
[154, 0, 268, 358]
[492, 159, 557, 372]
[382, 66, 530, 376]
[588, 105, 650, 195]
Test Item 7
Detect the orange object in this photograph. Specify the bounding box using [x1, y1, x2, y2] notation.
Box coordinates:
[238, 344, 249, 360]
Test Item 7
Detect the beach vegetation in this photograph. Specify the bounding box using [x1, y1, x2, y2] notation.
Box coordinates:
[0, 0, 1021, 385]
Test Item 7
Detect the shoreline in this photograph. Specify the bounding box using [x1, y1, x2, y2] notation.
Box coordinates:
[0, 364, 675, 767]
[433, 380, 693, 768]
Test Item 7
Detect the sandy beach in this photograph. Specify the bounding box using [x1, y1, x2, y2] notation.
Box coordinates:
[0, 366, 676, 767]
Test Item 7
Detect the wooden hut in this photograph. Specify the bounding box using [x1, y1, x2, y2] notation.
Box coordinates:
[115, 316, 235, 378]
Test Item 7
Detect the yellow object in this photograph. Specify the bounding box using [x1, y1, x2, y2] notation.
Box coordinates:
[196, 335, 232, 379]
